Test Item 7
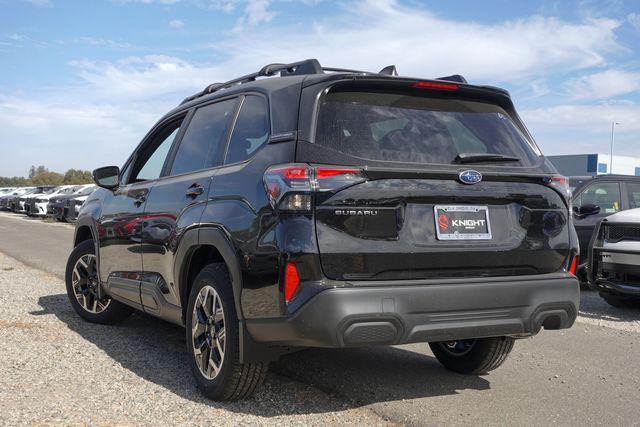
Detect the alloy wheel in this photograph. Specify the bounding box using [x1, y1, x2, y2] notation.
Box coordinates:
[439, 339, 477, 356]
[71, 253, 111, 314]
[191, 285, 226, 380]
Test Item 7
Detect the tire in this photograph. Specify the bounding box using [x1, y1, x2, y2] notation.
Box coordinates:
[429, 336, 515, 375]
[65, 239, 134, 324]
[185, 263, 268, 401]
[600, 293, 640, 309]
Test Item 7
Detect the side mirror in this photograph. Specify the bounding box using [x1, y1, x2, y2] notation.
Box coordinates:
[93, 166, 120, 190]
[574, 203, 600, 218]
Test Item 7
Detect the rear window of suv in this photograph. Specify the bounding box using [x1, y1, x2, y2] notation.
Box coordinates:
[315, 90, 540, 167]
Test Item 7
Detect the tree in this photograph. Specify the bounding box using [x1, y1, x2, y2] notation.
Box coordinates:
[0, 166, 93, 187]
[63, 169, 93, 185]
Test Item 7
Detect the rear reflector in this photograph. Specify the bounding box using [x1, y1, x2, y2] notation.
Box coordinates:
[284, 262, 300, 302]
[569, 255, 579, 276]
[413, 81, 459, 91]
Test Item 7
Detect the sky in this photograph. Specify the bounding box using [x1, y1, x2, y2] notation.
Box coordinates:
[0, 0, 639, 177]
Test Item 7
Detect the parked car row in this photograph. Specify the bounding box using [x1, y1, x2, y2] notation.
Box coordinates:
[0, 184, 96, 222]
[565, 174, 640, 308]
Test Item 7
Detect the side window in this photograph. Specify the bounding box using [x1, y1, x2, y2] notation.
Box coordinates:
[626, 182, 640, 208]
[170, 98, 237, 176]
[574, 182, 621, 214]
[225, 95, 269, 164]
[129, 119, 183, 183]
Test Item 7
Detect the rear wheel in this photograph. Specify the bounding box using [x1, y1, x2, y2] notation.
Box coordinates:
[429, 336, 515, 374]
[65, 239, 134, 324]
[185, 263, 267, 401]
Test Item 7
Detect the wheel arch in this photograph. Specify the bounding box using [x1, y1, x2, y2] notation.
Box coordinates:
[176, 226, 245, 322]
[73, 216, 101, 258]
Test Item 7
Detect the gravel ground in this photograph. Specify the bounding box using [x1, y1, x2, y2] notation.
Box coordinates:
[2, 212, 640, 425]
[577, 290, 640, 332]
[0, 252, 388, 426]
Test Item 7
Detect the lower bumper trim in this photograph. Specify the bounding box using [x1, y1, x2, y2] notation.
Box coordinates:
[246, 274, 579, 348]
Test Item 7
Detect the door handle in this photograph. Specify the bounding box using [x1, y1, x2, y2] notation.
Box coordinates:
[186, 183, 204, 198]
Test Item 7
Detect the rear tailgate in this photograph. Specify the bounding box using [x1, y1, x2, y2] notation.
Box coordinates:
[300, 79, 570, 281]
[315, 172, 569, 280]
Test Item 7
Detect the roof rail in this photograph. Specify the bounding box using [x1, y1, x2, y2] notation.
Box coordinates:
[180, 59, 324, 105]
[180, 59, 470, 105]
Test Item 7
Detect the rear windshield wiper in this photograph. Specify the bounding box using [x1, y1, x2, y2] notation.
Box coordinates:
[454, 153, 521, 164]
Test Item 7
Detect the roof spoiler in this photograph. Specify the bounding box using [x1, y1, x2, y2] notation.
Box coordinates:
[180, 59, 470, 105]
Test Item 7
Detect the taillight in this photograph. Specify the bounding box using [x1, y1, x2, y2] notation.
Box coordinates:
[544, 175, 571, 199]
[413, 81, 459, 91]
[569, 254, 579, 276]
[284, 262, 300, 302]
[264, 164, 365, 211]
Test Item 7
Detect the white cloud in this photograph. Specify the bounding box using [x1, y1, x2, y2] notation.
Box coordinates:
[521, 102, 640, 156]
[22, 0, 51, 6]
[65, 37, 132, 49]
[628, 13, 640, 32]
[523, 102, 640, 133]
[233, 0, 276, 32]
[221, 0, 623, 83]
[0, 0, 635, 175]
[169, 19, 185, 28]
[564, 69, 640, 100]
[113, 0, 181, 4]
[7, 33, 26, 41]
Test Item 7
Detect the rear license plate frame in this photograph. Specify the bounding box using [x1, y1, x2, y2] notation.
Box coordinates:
[434, 205, 492, 241]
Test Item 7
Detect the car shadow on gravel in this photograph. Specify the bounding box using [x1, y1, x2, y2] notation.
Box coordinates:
[33, 293, 490, 415]
[578, 291, 640, 324]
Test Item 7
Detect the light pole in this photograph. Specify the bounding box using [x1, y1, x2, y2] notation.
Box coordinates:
[609, 121, 621, 174]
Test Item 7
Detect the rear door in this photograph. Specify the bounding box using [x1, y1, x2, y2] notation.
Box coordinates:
[303, 85, 571, 280]
[624, 181, 640, 209]
[98, 114, 185, 309]
[139, 97, 240, 314]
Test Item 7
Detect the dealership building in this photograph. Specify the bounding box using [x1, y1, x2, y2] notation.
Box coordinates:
[548, 154, 640, 177]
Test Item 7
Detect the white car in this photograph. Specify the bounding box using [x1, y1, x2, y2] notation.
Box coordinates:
[23, 186, 62, 216]
[30, 185, 78, 216]
[589, 208, 640, 308]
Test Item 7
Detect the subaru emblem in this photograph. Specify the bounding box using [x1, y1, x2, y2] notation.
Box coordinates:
[458, 169, 482, 185]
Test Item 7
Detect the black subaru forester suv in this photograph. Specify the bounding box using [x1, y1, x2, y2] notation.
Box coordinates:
[66, 59, 579, 401]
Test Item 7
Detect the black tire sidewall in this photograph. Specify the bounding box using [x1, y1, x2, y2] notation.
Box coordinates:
[185, 264, 240, 399]
[65, 239, 132, 324]
[429, 337, 513, 374]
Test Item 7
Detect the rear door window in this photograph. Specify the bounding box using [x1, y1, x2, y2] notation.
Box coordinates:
[315, 90, 540, 167]
[170, 98, 238, 176]
[225, 95, 269, 164]
[626, 182, 640, 208]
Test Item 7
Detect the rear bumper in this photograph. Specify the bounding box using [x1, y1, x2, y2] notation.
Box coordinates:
[246, 273, 579, 347]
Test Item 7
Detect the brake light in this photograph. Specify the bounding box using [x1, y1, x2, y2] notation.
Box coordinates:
[315, 167, 360, 179]
[284, 262, 300, 302]
[413, 81, 459, 91]
[282, 167, 309, 179]
[264, 164, 365, 211]
[569, 255, 579, 276]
